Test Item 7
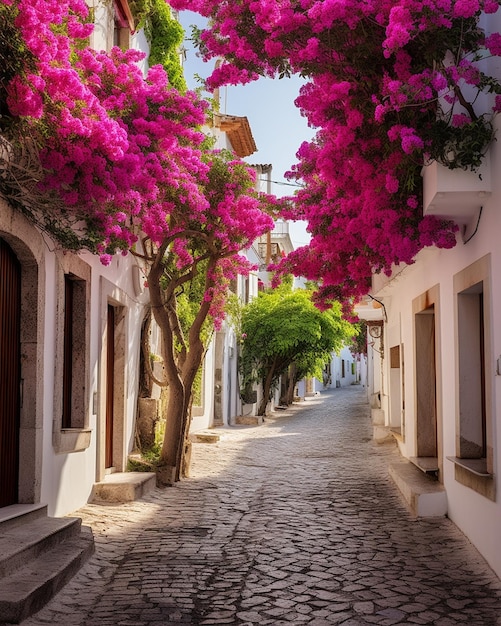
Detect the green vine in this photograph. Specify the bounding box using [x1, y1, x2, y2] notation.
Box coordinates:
[129, 0, 187, 93]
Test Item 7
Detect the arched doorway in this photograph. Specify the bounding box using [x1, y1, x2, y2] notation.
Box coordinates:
[0, 237, 21, 507]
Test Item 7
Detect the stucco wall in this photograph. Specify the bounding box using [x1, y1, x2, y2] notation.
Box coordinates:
[373, 116, 501, 576]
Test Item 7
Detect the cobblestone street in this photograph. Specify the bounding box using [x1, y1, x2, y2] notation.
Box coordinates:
[21, 387, 501, 625]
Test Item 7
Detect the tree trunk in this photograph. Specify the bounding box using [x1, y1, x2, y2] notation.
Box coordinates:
[148, 252, 187, 486]
[157, 378, 186, 485]
[257, 394, 268, 417]
[147, 252, 215, 484]
[286, 363, 297, 405]
[177, 339, 205, 479]
[257, 358, 277, 416]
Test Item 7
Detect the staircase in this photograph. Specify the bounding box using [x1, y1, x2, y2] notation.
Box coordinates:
[0, 504, 94, 624]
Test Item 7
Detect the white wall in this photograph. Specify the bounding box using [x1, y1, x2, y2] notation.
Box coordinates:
[373, 121, 501, 576]
[314, 346, 358, 392]
[47, 252, 147, 516]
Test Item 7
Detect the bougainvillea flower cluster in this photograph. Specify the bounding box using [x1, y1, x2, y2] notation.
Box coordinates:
[1, 0, 280, 325]
[170, 0, 501, 310]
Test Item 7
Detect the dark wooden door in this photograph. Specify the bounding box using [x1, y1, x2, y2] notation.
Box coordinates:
[0, 238, 21, 507]
[105, 305, 115, 469]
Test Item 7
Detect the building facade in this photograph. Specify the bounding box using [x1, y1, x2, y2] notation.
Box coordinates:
[0, 0, 153, 521]
[356, 11, 501, 577]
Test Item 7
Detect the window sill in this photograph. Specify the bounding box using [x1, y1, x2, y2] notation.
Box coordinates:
[446, 456, 492, 478]
[410, 456, 439, 476]
[54, 428, 92, 454]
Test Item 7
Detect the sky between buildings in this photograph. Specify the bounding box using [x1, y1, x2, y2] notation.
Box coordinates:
[178, 10, 314, 248]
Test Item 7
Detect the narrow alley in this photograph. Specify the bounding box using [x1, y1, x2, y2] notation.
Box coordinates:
[20, 387, 501, 626]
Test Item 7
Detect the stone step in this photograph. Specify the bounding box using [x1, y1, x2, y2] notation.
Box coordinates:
[389, 460, 448, 518]
[0, 516, 83, 580]
[91, 471, 156, 503]
[190, 431, 222, 444]
[234, 415, 264, 426]
[0, 503, 48, 531]
[0, 526, 94, 623]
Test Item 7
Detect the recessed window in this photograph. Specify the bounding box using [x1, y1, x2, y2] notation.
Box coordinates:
[450, 256, 494, 499]
[62, 275, 86, 429]
[457, 283, 485, 460]
[53, 257, 91, 453]
[113, 0, 133, 50]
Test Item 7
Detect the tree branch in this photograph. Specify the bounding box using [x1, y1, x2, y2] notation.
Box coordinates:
[453, 84, 478, 121]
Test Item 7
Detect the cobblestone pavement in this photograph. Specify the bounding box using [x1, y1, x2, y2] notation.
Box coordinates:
[21, 387, 501, 626]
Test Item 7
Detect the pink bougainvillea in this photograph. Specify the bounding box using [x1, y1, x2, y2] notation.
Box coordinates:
[0, 0, 282, 326]
[170, 0, 501, 311]
[1, 0, 287, 480]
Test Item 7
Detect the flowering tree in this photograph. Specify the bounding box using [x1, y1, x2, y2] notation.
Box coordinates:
[138, 153, 275, 482]
[0, 0, 277, 482]
[170, 0, 501, 310]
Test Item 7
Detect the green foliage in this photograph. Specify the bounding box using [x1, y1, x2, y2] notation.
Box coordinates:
[0, 3, 35, 125]
[204, 149, 258, 209]
[225, 292, 243, 336]
[126, 0, 187, 92]
[127, 447, 159, 472]
[132, 0, 187, 93]
[127, 436, 161, 472]
[349, 320, 367, 356]
[127, 0, 154, 29]
[240, 284, 355, 397]
[428, 116, 493, 171]
[175, 259, 213, 346]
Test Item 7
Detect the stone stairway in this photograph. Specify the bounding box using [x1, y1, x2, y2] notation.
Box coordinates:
[0, 504, 94, 624]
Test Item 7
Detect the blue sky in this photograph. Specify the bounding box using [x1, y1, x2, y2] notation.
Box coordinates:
[178, 11, 314, 247]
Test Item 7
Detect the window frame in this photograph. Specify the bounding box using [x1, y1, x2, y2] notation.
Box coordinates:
[450, 255, 495, 499]
[53, 255, 91, 453]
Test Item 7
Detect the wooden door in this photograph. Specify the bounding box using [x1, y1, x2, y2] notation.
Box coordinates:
[105, 304, 115, 469]
[0, 238, 21, 507]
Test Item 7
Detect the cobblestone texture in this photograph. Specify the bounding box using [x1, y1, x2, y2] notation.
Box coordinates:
[19, 387, 501, 625]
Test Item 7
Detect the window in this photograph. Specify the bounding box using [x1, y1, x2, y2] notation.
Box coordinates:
[457, 284, 485, 459]
[53, 256, 91, 453]
[389, 344, 404, 435]
[450, 256, 494, 499]
[113, 0, 134, 50]
[62, 275, 86, 429]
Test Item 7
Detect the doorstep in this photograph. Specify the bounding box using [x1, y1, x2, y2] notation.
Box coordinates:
[90, 472, 156, 504]
[234, 415, 264, 426]
[0, 509, 94, 623]
[190, 430, 222, 443]
[389, 460, 447, 518]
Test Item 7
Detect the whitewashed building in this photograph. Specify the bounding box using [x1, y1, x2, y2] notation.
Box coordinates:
[356, 11, 501, 580]
[0, 0, 154, 521]
[0, 2, 155, 619]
